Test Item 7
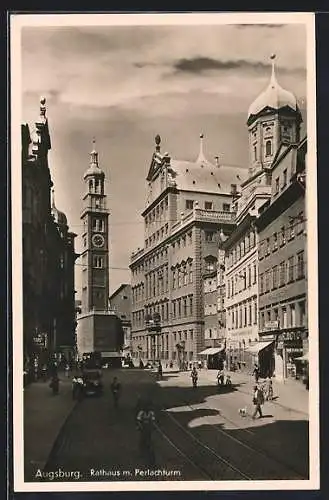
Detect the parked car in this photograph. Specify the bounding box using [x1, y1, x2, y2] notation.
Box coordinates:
[82, 369, 103, 397]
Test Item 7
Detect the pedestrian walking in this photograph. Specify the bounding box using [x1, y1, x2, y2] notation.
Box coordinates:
[252, 385, 264, 419]
[191, 366, 198, 388]
[136, 398, 156, 465]
[110, 376, 121, 410]
[216, 369, 225, 387]
[65, 363, 70, 378]
[41, 364, 48, 382]
[252, 364, 260, 383]
[50, 374, 59, 395]
[157, 362, 163, 380]
[72, 374, 84, 400]
[265, 377, 273, 401]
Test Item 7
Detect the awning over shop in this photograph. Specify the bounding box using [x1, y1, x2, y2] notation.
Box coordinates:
[295, 352, 309, 361]
[198, 347, 224, 356]
[246, 340, 274, 355]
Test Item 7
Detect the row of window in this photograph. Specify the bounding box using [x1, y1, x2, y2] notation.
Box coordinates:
[273, 165, 295, 196]
[227, 299, 258, 330]
[132, 309, 145, 327]
[172, 263, 193, 288]
[145, 223, 169, 248]
[172, 295, 194, 318]
[132, 262, 194, 304]
[259, 300, 306, 330]
[205, 327, 222, 339]
[132, 282, 145, 303]
[259, 212, 305, 260]
[227, 262, 257, 298]
[185, 200, 231, 212]
[144, 197, 169, 226]
[226, 230, 257, 269]
[172, 232, 193, 251]
[87, 178, 104, 195]
[141, 329, 194, 351]
[259, 251, 305, 294]
[132, 248, 169, 277]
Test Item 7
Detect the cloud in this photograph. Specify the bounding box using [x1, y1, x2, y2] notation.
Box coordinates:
[21, 24, 306, 116]
[173, 57, 267, 74]
[172, 57, 306, 75]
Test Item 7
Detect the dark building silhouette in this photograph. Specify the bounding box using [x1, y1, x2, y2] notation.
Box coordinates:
[22, 97, 77, 375]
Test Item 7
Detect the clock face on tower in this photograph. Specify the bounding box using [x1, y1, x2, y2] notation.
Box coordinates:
[92, 233, 105, 248]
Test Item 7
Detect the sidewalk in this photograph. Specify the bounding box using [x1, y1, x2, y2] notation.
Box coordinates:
[197, 369, 309, 415]
[24, 372, 77, 480]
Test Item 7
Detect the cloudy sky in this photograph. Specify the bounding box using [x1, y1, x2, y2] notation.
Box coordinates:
[20, 17, 307, 296]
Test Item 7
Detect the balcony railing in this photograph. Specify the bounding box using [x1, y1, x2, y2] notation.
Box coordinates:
[131, 209, 236, 262]
[80, 206, 109, 217]
[172, 208, 235, 234]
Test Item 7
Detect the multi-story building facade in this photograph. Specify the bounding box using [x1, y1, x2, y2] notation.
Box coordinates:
[223, 55, 302, 375]
[200, 243, 227, 369]
[256, 137, 307, 381]
[109, 284, 132, 355]
[130, 134, 247, 366]
[22, 97, 77, 374]
[76, 142, 123, 365]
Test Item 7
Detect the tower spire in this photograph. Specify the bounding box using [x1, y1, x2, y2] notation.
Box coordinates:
[90, 137, 99, 167]
[197, 133, 207, 163]
[51, 188, 55, 208]
[270, 53, 277, 87]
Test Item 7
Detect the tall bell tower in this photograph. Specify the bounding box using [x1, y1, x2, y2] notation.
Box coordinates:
[77, 141, 123, 361]
[80, 140, 109, 313]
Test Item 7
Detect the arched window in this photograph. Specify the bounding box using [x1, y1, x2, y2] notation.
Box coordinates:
[265, 140, 272, 157]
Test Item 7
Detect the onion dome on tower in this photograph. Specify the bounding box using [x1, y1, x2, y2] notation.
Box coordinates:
[248, 54, 299, 123]
[247, 55, 302, 175]
[51, 188, 68, 227]
[83, 139, 105, 180]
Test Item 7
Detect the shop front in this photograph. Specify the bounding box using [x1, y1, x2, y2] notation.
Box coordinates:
[259, 327, 307, 382]
[198, 346, 225, 370]
[245, 339, 275, 378]
[225, 339, 257, 373]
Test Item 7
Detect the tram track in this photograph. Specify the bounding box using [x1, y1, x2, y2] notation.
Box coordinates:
[155, 410, 251, 480]
[183, 398, 306, 479]
[155, 394, 307, 480]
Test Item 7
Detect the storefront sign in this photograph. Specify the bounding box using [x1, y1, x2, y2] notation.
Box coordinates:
[265, 321, 279, 330]
[278, 331, 303, 342]
[33, 333, 47, 347]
